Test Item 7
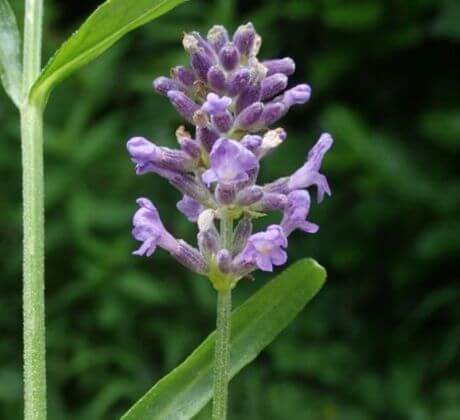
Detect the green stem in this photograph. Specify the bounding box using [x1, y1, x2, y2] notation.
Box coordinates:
[21, 1, 46, 419]
[212, 288, 232, 420]
[212, 215, 233, 420]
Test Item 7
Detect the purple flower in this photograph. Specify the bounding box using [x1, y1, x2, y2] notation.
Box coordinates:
[289, 133, 333, 202]
[202, 93, 232, 116]
[177, 195, 204, 222]
[202, 139, 259, 186]
[240, 225, 288, 271]
[132, 198, 178, 257]
[281, 190, 319, 236]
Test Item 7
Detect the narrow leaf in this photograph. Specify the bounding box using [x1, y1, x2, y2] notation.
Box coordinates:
[29, 0, 189, 103]
[0, 0, 22, 106]
[122, 258, 326, 420]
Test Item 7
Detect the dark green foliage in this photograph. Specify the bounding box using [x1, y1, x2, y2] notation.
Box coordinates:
[1, 0, 459, 418]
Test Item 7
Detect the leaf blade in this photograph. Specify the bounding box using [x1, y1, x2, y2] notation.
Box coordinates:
[29, 0, 188, 102]
[0, 0, 22, 106]
[121, 258, 326, 420]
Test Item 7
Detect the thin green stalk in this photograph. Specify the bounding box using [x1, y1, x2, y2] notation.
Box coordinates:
[212, 215, 233, 420]
[212, 288, 232, 420]
[21, 0, 46, 419]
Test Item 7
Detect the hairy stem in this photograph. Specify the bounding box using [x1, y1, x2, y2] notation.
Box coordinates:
[212, 287, 232, 420]
[212, 215, 233, 420]
[21, 0, 46, 419]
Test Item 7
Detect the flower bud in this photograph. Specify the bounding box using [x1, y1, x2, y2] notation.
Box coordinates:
[153, 77, 181, 96]
[263, 57, 295, 76]
[207, 25, 229, 52]
[198, 230, 219, 259]
[227, 68, 250, 96]
[171, 66, 195, 87]
[207, 66, 226, 91]
[283, 84, 311, 107]
[191, 51, 213, 81]
[219, 42, 240, 71]
[261, 73, 288, 100]
[235, 102, 264, 130]
[233, 218, 253, 254]
[167, 90, 200, 122]
[183, 34, 215, 81]
[233, 23, 257, 56]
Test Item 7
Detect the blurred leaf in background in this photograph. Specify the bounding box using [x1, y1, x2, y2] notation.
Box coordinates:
[1, 0, 459, 419]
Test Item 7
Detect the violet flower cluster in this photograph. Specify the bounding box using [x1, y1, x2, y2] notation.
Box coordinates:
[127, 23, 333, 289]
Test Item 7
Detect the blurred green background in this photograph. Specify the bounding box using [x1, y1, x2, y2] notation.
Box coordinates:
[1, 0, 460, 418]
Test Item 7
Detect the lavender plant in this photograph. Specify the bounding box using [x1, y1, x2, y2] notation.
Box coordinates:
[1, 0, 329, 417]
[126, 23, 333, 419]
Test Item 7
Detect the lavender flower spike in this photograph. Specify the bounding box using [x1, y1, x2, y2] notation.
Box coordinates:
[289, 133, 333, 202]
[129, 22, 333, 283]
[239, 225, 288, 272]
[202, 138, 259, 186]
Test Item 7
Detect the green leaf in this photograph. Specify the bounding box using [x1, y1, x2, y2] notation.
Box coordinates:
[121, 258, 326, 420]
[0, 0, 22, 106]
[29, 0, 189, 103]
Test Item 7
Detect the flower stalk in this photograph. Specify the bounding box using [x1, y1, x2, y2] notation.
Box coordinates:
[21, 0, 46, 419]
[212, 287, 232, 420]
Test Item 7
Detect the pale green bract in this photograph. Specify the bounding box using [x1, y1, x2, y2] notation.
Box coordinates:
[0, 0, 22, 107]
[121, 259, 326, 420]
[29, 0, 189, 104]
